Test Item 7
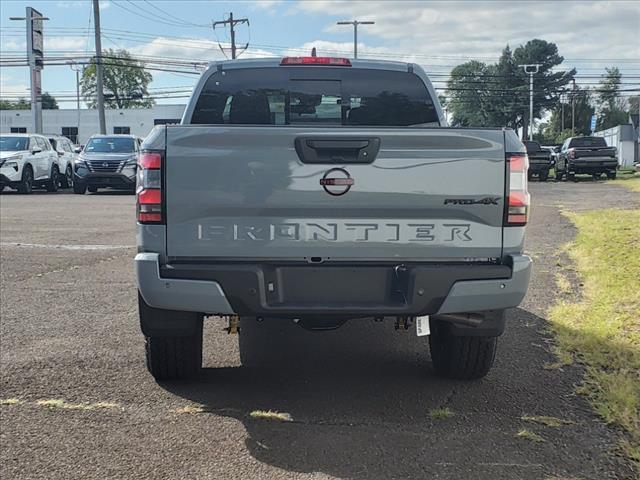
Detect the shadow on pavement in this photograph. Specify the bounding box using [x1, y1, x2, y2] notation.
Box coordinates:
[162, 308, 633, 479]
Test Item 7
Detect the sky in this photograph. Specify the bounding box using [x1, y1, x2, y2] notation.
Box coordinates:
[1, 0, 639, 108]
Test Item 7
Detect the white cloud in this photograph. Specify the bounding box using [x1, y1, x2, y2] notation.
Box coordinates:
[297, 0, 640, 67]
[129, 36, 276, 62]
[0, 72, 30, 98]
[45, 36, 89, 51]
[56, 1, 109, 9]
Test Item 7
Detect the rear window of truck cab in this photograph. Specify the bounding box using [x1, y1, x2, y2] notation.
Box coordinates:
[569, 137, 607, 148]
[190, 67, 439, 127]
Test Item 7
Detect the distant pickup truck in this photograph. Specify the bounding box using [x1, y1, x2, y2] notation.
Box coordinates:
[556, 136, 618, 180]
[135, 57, 532, 381]
[524, 141, 553, 182]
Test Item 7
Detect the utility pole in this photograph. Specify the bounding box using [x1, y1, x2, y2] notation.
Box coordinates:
[93, 0, 106, 134]
[68, 61, 82, 138]
[571, 79, 577, 136]
[212, 12, 249, 60]
[519, 64, 541, 140]
[561, 93, 565, 132]
[10, 7, 48, 133]
[336, 20, 375, 59]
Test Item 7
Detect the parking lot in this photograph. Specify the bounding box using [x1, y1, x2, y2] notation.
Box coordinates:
[1, 181, 638, 480]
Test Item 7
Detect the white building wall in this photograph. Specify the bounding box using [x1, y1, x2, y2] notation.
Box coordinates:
[0, 105, 185, 144]
[594, 124, 637, 168]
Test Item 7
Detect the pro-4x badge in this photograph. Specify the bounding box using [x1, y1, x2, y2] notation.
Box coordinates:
[443, 197, 500, 205]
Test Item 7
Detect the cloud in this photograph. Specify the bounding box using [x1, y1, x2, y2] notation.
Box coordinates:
[45, 36, 89, 51]
[56, 1, 109, 8]
[0, 72, 30, 98]
[297, 0, 640, 68]
[128, 36, 276, 62]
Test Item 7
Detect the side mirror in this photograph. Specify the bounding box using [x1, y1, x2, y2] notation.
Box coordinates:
[31, 147, 42, 155]
[74, 147, 82, 153]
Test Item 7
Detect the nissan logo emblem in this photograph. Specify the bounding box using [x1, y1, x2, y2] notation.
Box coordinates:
[319, 168, 354, 196]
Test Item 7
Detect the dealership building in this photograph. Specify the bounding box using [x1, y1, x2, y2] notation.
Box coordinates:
[0, 104, 186, 144]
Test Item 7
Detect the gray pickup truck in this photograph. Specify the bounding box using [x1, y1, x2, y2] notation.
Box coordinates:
[135, 57, 532, 381]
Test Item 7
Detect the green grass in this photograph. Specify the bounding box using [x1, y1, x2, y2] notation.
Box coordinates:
[516, 428, 545, 443]
[521, 415, 574, 428]
[429, 407, 455, 419]
[611, 170, 640, 192]
[549, 208, 640, 469]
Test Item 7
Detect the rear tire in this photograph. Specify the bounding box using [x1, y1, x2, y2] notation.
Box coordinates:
[60, 165, 73, 188]
[139, 295, 203, 381]
[145, 329, 203, 381]
[607, 170, 617, 180]
[539, 170, 549, 182]
[16, 165, 33, 194]
[88, 185, 98, 193]
[45, 166, 59, 192]
[555, 170, 564, 182]
[73, 182, 86, 194]
[429, 323, 497, 380]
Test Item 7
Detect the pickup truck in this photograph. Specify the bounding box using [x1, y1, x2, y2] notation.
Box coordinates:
[555, 136, 618, 180]
[135, 57, 532, 381]
[524, 140, 553, 182]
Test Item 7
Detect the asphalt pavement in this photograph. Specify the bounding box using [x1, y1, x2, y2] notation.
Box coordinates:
[1, 180, 638, 480]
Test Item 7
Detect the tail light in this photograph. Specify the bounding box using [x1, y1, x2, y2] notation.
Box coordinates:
[505, 153, 530, 226]
[280, 57, 352, 66]
[137, 150, 164, 224]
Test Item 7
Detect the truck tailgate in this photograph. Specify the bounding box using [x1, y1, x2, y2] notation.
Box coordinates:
[165, 126, 506, 261]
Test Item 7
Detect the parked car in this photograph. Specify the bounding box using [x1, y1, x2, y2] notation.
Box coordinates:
[135, 57, 532, 381]
[556, 136, 618, 181]
[47, 134, 77, 188]
[73, 134, 142, 194]
[524, 141, 554, 181]
[0, 133, 60, 193]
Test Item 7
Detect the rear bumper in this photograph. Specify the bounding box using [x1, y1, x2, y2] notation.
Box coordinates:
[135, 253, 531, 317]
[568, 160, 617, 172]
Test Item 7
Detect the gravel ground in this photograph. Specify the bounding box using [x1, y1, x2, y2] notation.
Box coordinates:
[1, 180, 638, 480]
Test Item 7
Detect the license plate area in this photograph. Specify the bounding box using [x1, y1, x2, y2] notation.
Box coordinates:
[271, 266, 407, 306]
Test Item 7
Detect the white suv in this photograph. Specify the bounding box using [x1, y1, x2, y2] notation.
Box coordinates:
[47, 134, 77, 188]
[0, 133, 59, 193]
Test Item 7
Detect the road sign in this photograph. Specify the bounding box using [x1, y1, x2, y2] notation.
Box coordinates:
[590, 115, 597, 132]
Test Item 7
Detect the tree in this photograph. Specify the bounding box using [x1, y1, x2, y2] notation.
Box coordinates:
[0, 98, 30, 110]
[594, 67, 629, 130]
[446, 39, 575, 138]
[446, 60, 495, 127]
[542, 86, 595, 141]
[41, 92, 59, 109]
[80, 49, 154, 109]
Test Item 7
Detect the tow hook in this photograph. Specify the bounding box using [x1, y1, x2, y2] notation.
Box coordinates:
[395, 316, 413, 331]
[224, 315, 240, 334]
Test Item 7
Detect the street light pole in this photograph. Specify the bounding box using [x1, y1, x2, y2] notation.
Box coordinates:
[68, 61, 82, 138]
[336, 20, 375, 59]
[519, 64, 541, 140]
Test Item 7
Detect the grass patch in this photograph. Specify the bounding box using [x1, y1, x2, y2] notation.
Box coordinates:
[549, 208, 640, 468]
[249, 410, 293, 422]
[0, 398, 22, 406]
[611, 170, 640, 192]
[556, 273, 572, 295]
[516, 429, 545, 443]
[35, 399, 121, 411]
[521, 415, 574, 428]
[173, 405, 205, 415]
[429, 407, 455, 419]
